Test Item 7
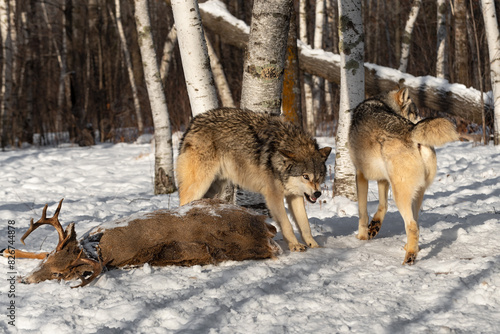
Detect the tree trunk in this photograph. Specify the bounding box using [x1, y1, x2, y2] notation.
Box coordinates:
[436, 0, 448, 79]
[160, 25, 178, 85]
[205, 33, 235, 108]
[134, 0, 176, 194]
[171, 0, 218, 117]
[282, 0, 302, 127]
[0, 0, 13, 149]
[240, 0, 293, 115]
[454, 0, 469, 86]
[398, 0, 421, 73]
[334, 0, 364, 201]
[299, 0, 315, 133]
[198, 2, 492, 123]
[480, 0, 500, 145]
[312, 0, 325, 125]
[113, 0, 143, 134]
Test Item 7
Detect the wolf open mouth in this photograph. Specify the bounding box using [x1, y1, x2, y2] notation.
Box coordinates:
[304, 193, 317, 204]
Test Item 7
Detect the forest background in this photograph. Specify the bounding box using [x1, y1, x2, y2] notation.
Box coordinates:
[0, 0, 496, 149]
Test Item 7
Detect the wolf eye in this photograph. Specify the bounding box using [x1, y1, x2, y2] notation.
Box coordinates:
[303, 174, 310, 180]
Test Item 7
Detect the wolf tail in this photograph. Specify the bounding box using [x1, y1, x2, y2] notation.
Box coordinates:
[411, 118, 459, 147]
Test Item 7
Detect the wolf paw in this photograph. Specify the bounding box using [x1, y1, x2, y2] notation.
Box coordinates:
[367, 220, 381, 239]
[306, 239, 320, 248]
[402, 252, 417, 265]
[289, 243, 308, 252]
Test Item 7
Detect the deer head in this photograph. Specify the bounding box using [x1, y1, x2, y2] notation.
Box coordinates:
[21, 199, 101, 287]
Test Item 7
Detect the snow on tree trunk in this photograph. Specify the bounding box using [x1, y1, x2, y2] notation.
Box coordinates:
[171, 0, 218, 117]
[481, 0, 500, 145]
[205, 34, 235, 108]
[334, 0, 364, 201]
[436, 0, 448, 79]
[134, 0, 176, 194]
[240, 0, 293, 115]
[398, 0, 421, 73]
[300, 0, 315, 133]
[160, 25, 177, 85]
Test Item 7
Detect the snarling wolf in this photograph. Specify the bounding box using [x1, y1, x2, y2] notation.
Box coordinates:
[349, 88, 458, 264]
[177, 108, 332, 252]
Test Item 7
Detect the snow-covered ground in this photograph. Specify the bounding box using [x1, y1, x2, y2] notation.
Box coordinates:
[1, 137, 499, 333]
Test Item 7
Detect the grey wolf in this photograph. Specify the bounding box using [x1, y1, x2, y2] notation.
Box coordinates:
[349, 88, 458, 264]
[176, 108, 332, 252]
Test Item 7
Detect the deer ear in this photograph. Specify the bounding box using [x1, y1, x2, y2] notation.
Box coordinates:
[58, 223, 77, 250]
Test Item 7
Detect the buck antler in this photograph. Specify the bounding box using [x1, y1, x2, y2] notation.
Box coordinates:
[21, 199, 71, 251]
[67, 250, 102, 288]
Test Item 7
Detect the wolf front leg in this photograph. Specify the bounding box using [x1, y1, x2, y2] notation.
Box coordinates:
[286, 195, 319, 248]
[265, 192, 307, 252]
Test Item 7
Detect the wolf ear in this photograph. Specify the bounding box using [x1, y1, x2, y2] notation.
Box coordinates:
[319, 147, 332, 160]
[395, 87, 411, 107]
[279, 149, 297, 161]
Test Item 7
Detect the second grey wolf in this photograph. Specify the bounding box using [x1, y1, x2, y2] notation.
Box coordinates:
[349, 88, 458, 265]
[176, 108, 332, 252]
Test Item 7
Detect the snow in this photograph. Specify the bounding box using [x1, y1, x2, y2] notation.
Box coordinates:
[1, 138, 500, 333]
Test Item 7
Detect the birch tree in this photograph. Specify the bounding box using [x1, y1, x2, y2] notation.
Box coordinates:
[481, 0, 500, 145]
[300, 0, 315, 133]
[334, 0, 364, 201]
[398, 0, 421, 73]
[312, 0, 325, 123]
[113, 0, 143, 134]
[205, 34, 235, 108]
[160, 25, 177, 85]
[134, 0, 176, 194]
[240, 0, 293, 115]
[171, 0, 218, 117]
[436, 0, 448, 79]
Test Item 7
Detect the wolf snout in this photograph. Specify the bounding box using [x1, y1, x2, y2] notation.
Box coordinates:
[313, 191, 322, 199]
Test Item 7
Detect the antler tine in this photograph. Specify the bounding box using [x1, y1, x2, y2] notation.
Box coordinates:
[20, 199, 67, 250]
[69, 251, 102, 288]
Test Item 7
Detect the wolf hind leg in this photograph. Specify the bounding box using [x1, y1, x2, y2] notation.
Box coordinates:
[286, 195, 319, 248]
[392, 182, 420, 265]
[177, 149, 220, 206]
[355, 170, 370, 240]
[368, 180, 390, 239]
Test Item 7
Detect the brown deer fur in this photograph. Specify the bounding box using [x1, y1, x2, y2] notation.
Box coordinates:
[5, 199, 281, 287]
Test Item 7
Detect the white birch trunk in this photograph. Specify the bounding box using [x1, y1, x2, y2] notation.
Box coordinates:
[436, 0, 448, 79]
[313, 0, 325, 123]
[134, 0, 176, 194]
[240, 0, 292, 114]
[160, 25, 177, 84]
[114, 0, 143, 134]
[171, 0, 218, 117]
[300, 0, 315, 133]
[334, 0, 364, 201]
[481, 0, 500, 145]
[205, 34, 235, 108]
[398, 0, 421, 73]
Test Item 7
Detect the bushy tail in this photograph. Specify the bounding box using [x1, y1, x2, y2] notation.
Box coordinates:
[411, 118, 459, 147]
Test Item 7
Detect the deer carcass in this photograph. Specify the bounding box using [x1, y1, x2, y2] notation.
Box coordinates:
[3, 199, 281, 287]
